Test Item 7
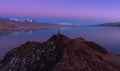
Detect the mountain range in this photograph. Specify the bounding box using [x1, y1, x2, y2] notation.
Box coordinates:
[0, 18, 74, 30]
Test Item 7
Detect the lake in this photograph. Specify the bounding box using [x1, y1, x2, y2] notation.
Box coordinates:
[0, 27, 120, 60]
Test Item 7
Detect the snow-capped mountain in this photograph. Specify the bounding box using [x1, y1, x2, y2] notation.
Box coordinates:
[0, 18, 62, 30]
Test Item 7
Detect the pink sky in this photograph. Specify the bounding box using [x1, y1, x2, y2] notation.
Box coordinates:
[0, 0, 120, 21]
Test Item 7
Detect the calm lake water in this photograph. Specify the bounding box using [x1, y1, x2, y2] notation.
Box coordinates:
[0, 27, 120, 60]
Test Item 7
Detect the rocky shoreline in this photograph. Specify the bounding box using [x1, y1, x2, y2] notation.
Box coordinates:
[0, 34, 120, 71]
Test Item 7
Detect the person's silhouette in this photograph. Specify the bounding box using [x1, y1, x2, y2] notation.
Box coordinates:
[58, 28, 60, 35]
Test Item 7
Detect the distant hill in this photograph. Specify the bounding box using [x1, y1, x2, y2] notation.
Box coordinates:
[94, 22, 120, 27]
[0, 18, 74, 30]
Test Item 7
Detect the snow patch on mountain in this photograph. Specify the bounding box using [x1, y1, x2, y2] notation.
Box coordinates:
[10, 18, 33, 22]
[58, 23, 73, 25]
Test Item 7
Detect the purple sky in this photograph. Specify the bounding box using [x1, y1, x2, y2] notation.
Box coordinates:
[0, 0, 120, 21]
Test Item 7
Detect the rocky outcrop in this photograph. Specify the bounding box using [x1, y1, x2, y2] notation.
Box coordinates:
[0, 34, 120, 71]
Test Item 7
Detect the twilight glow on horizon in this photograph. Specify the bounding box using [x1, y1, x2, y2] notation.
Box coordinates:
[0, 0, 120, 22]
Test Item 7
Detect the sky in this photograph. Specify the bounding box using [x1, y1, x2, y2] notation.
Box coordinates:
[0, 0, 120, 25]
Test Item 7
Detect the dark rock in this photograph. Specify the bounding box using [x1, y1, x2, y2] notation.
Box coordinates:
[84, 41, 108, 54]
[0, 34, 119, 71]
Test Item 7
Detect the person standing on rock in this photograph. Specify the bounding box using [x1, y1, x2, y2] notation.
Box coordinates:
[58, 28, 60, 35]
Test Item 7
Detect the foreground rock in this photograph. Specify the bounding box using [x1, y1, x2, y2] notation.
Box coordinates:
[0, 34, 120, 71]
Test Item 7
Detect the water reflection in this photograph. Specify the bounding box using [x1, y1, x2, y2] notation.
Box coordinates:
[0, 28, 51, 36]
[0, 28, 58, 60]
[0, 27, 120, 60]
